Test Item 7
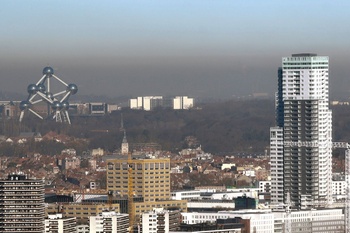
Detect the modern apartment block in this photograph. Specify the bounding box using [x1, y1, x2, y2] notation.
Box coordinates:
[141, 208, 181, 233]
[45, 213, 76, 233]
[0, 174, 45, 233]
[130, 96, 163, 110]
[89, 211, 129, 233]
[270, 54, 332, 208]
[173, 96, 194, 109]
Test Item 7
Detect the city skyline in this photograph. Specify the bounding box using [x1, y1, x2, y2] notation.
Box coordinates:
[1, 1, 350, 99]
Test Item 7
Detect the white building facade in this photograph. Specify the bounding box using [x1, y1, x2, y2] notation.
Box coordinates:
[270, 54, 332, 208]
[332, 180, 347, 196]
[89, 211, 129, 233]
[45, 214, 76, 233]
[141, 208, 181, 233]
[273, 208, 344, 233]
[181, 208, 344, 233]
[181, 211, 274, 233]
[173, 96, 194, 109]
[270, 127, 284, 204]
[130, 96, 163, 111]
[142, 209, 170, 233]
[130, 96, 194, 110]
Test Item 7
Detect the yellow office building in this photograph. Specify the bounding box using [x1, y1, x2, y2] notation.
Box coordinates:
[106, 156, 187, 216]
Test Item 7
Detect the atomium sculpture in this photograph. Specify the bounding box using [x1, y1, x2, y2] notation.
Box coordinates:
[19, 66, 78, 124]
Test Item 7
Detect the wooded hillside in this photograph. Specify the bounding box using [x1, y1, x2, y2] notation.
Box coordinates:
[12, 99, 350, 154]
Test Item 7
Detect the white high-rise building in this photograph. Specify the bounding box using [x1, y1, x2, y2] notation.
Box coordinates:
[130, 96, 194, 110]
[270, 53, 332, 208]
[130, 96, 163, 111]
[173, 96, 194, 109]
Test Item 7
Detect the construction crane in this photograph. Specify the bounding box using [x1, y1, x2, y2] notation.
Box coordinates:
[128, 152, 135, 233]
[284, 141, 350, 232]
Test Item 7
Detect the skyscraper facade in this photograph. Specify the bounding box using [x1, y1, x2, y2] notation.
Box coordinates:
[270, 54, 332, 208]
[0, 174, 45, 233]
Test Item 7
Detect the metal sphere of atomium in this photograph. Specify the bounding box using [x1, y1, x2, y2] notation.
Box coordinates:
[46, 92, 53, 100]
[19, 100, 31, 110]
[61, 101, 69, 110]
[67, 84, 78, 95]
[42, 66, 54, 76]
[27, 84, 38, 94]
[51, 101, 62, 110]
[37, 83, 46, 92]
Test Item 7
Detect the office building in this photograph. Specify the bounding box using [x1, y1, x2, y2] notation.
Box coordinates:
[270, 54, 332, 208]
[181, 208, 343, 233]
[107, 157, 171, 202]
[0, 173, 45, 233]
[47, 203, 120, 224]
[273, 208, 344, 233]
[106, 156, 187, 221]
[182, 210, 274, 233]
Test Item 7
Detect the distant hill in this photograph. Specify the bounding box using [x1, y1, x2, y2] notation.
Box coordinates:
[17, 99, 274, 154]
[10, 99, 350, 155]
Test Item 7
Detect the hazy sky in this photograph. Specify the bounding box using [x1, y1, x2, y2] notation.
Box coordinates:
[1, 0, 350, 100]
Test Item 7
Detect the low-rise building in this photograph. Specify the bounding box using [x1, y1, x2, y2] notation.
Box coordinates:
[47, 203, 120, 224]
[89, 211, 129, 233]
[141, 208, 181, 233]
[45, 213, 76, 233]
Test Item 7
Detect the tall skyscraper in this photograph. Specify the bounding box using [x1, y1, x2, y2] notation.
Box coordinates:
[270, 53, 332, 208]
[0, 173, 45, 233]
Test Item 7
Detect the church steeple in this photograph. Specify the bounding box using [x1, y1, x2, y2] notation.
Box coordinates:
[122, 130, 128, 143]
[120, 113, 124, 131]
[121, 129, 129, 155]
[120, 113, 129, 155]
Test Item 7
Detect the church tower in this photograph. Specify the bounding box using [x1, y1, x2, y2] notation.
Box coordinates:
[121, 130, 129, 155]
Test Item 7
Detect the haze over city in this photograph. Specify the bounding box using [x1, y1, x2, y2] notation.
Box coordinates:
[1, 0, 350, 99]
